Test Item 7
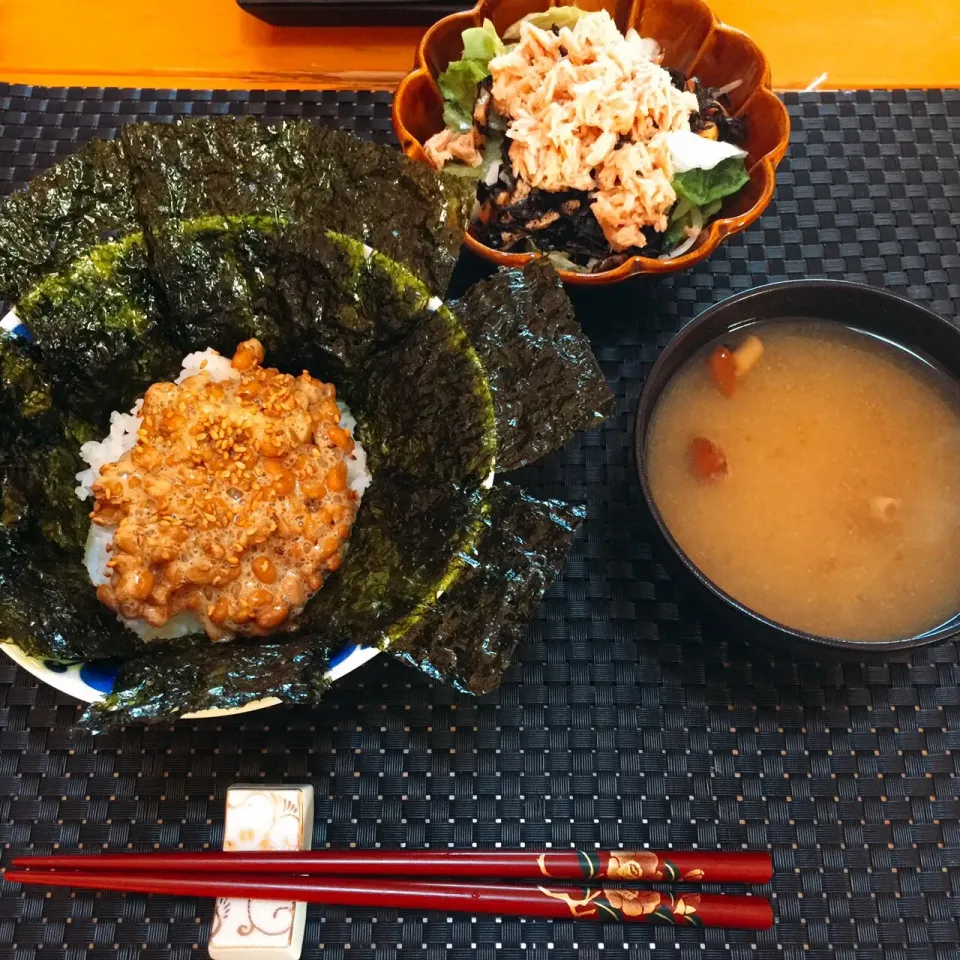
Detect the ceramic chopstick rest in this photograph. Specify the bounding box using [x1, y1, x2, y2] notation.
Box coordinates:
[209, 784, 315, 960]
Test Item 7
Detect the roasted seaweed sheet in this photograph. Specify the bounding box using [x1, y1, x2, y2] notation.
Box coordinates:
[82, 635, 331, 729]
[3, 436, 91, 554]
[301, 476, 485, 647]
[0, 536, 142, 662]
[0, 334, 55, 432]
[152, 216, 294, 367]
[0, 138, 139, 305]
[13, 238, 181, 428]
[389, 485, 584, 694]
[0, 117, 612, 724]
[451, 258, 615, 472]
[123, 117, 475, 296]
[0, 337, 93, 554]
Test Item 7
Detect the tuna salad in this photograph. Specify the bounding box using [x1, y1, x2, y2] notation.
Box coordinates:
[423, 8, 751, 273]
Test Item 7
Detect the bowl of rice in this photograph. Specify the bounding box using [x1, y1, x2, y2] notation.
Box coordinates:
[393, 0, 790, 284]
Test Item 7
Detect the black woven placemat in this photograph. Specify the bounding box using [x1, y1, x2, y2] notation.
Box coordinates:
[0, 84, 959, 960]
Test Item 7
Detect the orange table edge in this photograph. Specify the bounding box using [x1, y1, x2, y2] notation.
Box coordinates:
[0, 0, 957, 92]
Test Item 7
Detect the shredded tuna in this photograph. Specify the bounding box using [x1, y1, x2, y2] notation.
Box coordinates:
[488, 10, 698, 250]
[590, 137, 676, 250]
[424, 128, 484, 169]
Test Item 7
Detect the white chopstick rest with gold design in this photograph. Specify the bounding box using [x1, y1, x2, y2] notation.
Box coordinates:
[210, 784, 315, 960]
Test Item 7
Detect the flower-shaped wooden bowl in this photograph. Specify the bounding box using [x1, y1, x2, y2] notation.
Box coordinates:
[393, 0, 791, 285]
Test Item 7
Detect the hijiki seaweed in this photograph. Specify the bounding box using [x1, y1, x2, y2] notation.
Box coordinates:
[477, 57, 748, 271]
[682, 76, 748, 147]
[0, 116, 614, 726]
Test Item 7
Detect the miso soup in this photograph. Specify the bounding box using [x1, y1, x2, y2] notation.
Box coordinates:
[646, 320, 960, 641]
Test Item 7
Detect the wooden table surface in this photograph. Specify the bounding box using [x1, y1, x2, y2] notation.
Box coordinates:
[0, 0, 957, 91]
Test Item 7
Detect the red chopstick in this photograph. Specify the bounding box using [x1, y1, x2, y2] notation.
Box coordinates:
[12, 849, 772, 884]
[5, 869, 773, 929]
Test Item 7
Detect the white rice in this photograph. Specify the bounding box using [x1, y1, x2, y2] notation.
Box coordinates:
[76, 347, 371, 640]
[74, 401, 144, 502]
[175, 349, 241, 385]
[337, 402, 370, 497]
[74, 350, 241, 501]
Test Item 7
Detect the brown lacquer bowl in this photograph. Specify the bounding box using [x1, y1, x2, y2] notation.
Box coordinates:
[393, 0, 791, 285]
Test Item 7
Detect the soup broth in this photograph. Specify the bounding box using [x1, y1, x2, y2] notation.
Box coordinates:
[646, 320, 960, 641]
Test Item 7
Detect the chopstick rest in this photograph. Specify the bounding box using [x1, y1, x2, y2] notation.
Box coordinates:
[209, 784, 315, 960]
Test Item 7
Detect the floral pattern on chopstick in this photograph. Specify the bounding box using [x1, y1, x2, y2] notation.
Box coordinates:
[538, 886, 704, 925]
[537, 850, 706, 882]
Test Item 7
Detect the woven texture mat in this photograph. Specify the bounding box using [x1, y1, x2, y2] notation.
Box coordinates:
[0, 85, 959, 960]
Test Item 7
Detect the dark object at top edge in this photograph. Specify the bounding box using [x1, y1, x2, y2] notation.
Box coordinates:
[634, 279, 960, 661]
[237, 0, 472, 27]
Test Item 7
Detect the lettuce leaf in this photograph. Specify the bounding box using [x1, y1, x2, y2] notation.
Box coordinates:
[437, 19, 504, 134]
[663, 197, 722, 248]
[443, 100, 475, 134]
[438, 58, 489, 134]
[438, 59, 489, 111]
[503, 6, 589, 41]
[461, 20, 505, 63]
[672, 157, 750, 207]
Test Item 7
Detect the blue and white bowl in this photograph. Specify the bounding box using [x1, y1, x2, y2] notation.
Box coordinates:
[0, 640, 379, 718]
[0, 308, 378, 718]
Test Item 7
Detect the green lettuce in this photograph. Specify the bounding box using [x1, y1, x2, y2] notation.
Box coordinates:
[461, 20, 505, 63]
[663, 197, 723, 248]
[437, 19, 505, 134]
[440, 63, 487, 133]
[672, 157, 750, 208]
[503, 6, 589, 41]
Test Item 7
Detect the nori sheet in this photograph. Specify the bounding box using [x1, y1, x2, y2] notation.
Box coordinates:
[0, 334, 94, 554]
[0, 117, 612, 723]
[299, 473, 484, 646]
[294, 127, 475, 295]
[13, 237, 181, 428]
[451, 259, 615, 472]
[388, 485, 584, 694]
[82, 635, 331, 730]
[291, 243, 497, 653]
[161, 221, 366, 380]
[0, 535, 142, 662]
[0, 138, 139, 304]
[360, 303, 496, 482]
[0, 333, 55, 431]
[2, 436, 91, 555]
[270, 231, 381, 379]
[121, 117, 297, 227]
[0, 335, 90, 561]
[150, 216, 293, 363]
[273, 232, 463, 380]
[122, 116, 474, 296]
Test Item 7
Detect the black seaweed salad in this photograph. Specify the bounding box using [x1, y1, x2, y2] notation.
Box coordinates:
[0, 116, 614, 727]
[471, 69, 748, 272]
